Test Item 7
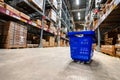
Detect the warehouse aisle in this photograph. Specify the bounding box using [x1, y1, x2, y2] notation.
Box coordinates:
[0, 47, 120, 80]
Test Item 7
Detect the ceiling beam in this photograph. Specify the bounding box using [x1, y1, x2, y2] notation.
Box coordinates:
[71, 8, 86, 12]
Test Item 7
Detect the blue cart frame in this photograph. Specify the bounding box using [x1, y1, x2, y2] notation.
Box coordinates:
[68, 31, 95, 62]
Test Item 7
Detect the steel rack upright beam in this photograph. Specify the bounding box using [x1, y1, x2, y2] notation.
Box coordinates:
[39, 0, 46, 47]
[57, 0, 62, 46]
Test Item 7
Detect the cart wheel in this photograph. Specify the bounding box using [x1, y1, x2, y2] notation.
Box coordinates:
[84, 60, 93, 64]
[73, 60, 78, 62]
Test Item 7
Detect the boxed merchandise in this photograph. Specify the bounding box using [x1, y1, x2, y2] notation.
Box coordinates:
[27, 44, 34, 48]
[20, 12, 30, 20]
[46, 9, 57, 22]
[36, 19, 42, 26]
[60, 39, 65, 47]
[50, 9, 57, 22]
[104, 38, 113, 45]
[49, 22, 57, 32]
[115, 44, 120, 48]
[42, 39, 49, 47]
[31, 20, 37, 27]
[118, 34, 120, 39]
[0, 2, 4, 7]
[101, 45, 115, 56]
[0, 21, 27, 48]
[49, 36, 55, 47]
[93, 19, 98, 27]
[116, 48, 120, 57]
[0, 0, 4, 2]
[45, 24, 49, 28]
[29, 0, 43, 10]
[50, 0, 57, 9]
[50, 26, 56, 32]
[4, 4, 20, 16]
[92, 43, 97, 50]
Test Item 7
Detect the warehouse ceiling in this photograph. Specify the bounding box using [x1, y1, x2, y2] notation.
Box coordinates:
[65, 0, 88, 29]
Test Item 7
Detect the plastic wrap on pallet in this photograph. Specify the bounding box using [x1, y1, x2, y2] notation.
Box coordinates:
[50, 9, 57, 22]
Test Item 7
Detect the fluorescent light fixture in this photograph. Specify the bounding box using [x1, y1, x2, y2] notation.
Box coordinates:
[78, 12, 81, 19]
[78, 13, 81, 17]
[76, 0, 79, 5]
[78, 16, 81, 20]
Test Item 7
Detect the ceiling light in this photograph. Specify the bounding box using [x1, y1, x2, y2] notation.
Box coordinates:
[78, 16, 81, 20]
[76, 0, 79, 5]
[78, 13, 81, 17]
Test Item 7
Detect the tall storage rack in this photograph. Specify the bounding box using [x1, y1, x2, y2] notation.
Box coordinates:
[85, 0, 120, 55]
[57, 0, 71, 47]
[0, 0, 72, 48]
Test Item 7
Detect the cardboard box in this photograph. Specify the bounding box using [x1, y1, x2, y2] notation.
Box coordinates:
[50, 0, 57, 9]
[101, 45, 115, 56]
[36, 19, 42, 26]
[0, 2, 4, 7]
[116, 51, 120, 56]
[50, 9, 57, 22]
[49, 37, 55, 47]
[0, 0, 4, 2]
[93, 19, 98, 27]
[1, 21, 27, 48]
[118, 34, 120, 38]
[20, 12, 30, 20]
[43, 41, 49, 47]
[115, 44, 120, 48]
[60, 39, 65, 47]
[29, 0, 43, 10]
[4, 4, 20, 16]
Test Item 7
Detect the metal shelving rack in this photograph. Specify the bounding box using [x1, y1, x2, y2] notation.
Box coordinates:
[0, 0, 71, 48]
[57, 0, 71, 46]
[61, 0, 71, 32]
[85, 0, 120, 51]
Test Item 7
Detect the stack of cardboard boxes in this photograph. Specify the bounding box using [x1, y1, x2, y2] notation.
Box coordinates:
[101, 45, 115, 56]
[42, 39, 49, 47]
[0, 2, 30, 20]
[49, 22, 57, 32]
[46, 9, 57, 22]
[29, 0, 43, 11]
[115, 34, 120, 57]
[49, 36, 55, 47]
[42, 36, 55, 47]
[104, 32, 113, 45]
[60, 39, 65, 47]
[0, 21, 27, 48]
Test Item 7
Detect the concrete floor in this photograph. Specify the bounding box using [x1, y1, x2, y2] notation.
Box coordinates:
[0, 47, 120, 80]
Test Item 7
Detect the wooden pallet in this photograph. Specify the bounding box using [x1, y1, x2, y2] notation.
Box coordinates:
[102, 52, 115, 57]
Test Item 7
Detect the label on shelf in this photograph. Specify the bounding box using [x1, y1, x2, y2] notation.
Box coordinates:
[28, 20, 32, 24]
[6, 10, 10, 15]
[54, 32, 57, 35]
[50, 30, 53, 33]
[44, 28, 48, 31]
[21, 18, 27, 23]
[12, 15, 20, 20]
[31, 22, 37, 26]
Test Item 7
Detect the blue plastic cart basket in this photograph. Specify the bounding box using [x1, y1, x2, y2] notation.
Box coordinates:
[68, 31, 95, 62]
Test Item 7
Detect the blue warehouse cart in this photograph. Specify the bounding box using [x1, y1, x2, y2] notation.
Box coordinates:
[68, 31, 95, 63]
